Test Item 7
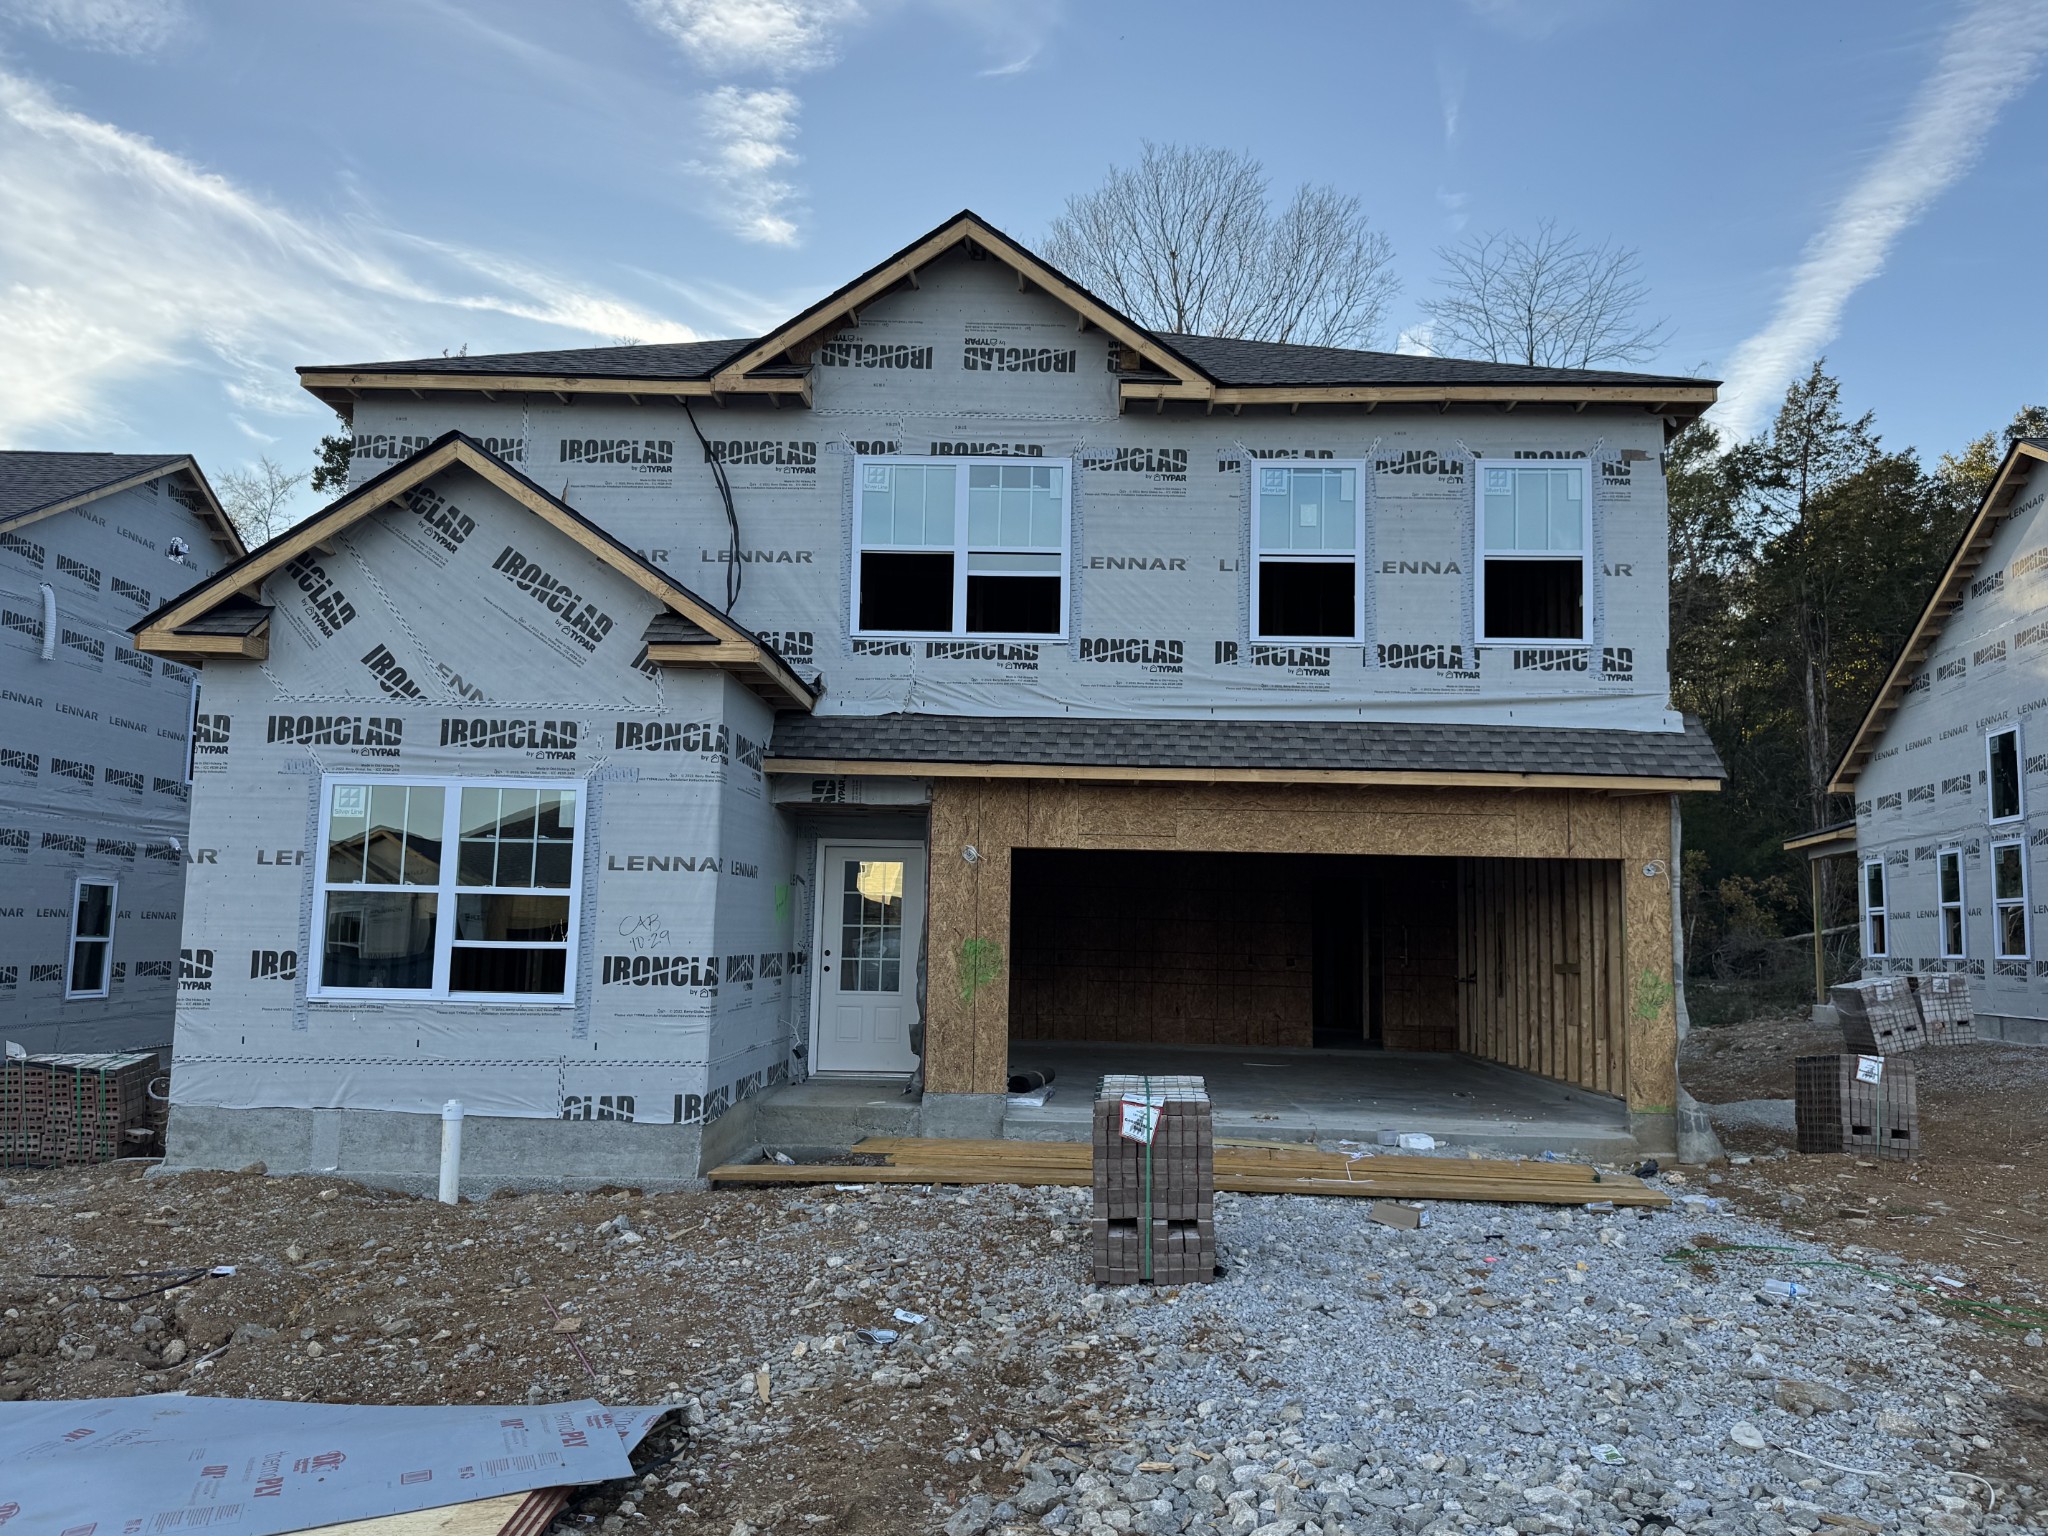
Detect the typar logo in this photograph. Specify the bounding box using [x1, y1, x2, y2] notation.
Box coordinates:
[362, 644, 426, 700]
[490, 547, 616, 652]
[0, 749, 37, 776]
[924, 641, 1039, 670]
[1079, 447, 1188, 482]
[2015, 546, 2048, 583]
[1375, 642, 1476, 673]
[439, 717, 579, 759]
[1078, 637, 1183, 672]
[1, 609, 43, 644]
[56, 553, 101, 589]
[50, 758, 94, 786]
[114, 645, 153, 677]
[928, 440, 1043, 457]
[1599, 646, 1635, 683]
[103, 767, 145, 791]
[819, 339, 933, 369]
[1212, 643, 1334, 674]
[61, 629, 104, 662]
[250, 949, 299, 981]
[284, 556, 357, 639]
[756, 630, 815, 664]
[193, 713, 230, 762]
[1217, 448, 1332, 473]
[266, 714, 402, 755]
[354, 433, 431, 462]
[0, 530, 45, 566]
[180, 948, 215, 993]
[1513, 648, 1591, 673]
[562, 438, 674, 471]
[401, 486, 477, 553]
[1373, 449, 1466, 481]
[1972, 569, 2007, 600]
[963, 335, 1076, 373]
[600, 953, 719, 989]
[699, 440, 815, 475]
[614, 720, 729, 761]
[110, 577, 152, 609]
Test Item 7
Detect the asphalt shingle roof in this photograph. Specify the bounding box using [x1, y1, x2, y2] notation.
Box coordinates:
[1155, 333, 1710, 390]
[311, 338, 755, 380]
[0, 452, 190, 528]
[767, 713, 1726, 781]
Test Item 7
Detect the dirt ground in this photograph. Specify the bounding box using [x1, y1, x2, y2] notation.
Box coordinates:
[1682, 1012, 2048, 1485]
[0, 1168, 1110, 1534]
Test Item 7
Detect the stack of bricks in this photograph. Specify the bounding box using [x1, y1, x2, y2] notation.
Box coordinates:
[1795, 1054, 1919, 1159]
[2, 1053, 158, 1167]
[1831, 977, 1926, 1054]
[1092, 1074, 1215, 1286]
[1910, 974, 1976, 1046]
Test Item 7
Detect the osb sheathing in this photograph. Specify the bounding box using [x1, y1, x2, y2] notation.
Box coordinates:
[923, 780, 1680, 1114]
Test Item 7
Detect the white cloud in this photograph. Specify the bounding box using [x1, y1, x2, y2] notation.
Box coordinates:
[0, 0, 187, 55]
[1395, 325, 1435, 357]
[0, 68, 697, 442]
[684, 84, 804, 245]
[1716, 0, 2048, 440]
[627, 0, 863, 76]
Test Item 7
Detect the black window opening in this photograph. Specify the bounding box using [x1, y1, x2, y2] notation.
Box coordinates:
[965, 571, 1061, 635]
[857, 552, 954, 634]
[1990, 728, 2022, 821]
[855, 459, 1068, 639]
[1258, 561, 1357, 640]
[1482, 558, 1584, 643]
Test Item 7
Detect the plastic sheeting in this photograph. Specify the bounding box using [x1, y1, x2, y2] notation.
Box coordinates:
[0, 476, 228, 1054]
[0, 1394, 665, 1536]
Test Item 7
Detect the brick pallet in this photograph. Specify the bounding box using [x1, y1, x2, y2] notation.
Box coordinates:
[1832, 978, 1927, 1054]
[0, 1053, 158, 1167]
[1093, 1074, 1215, 1286]
[1911, 974, 1977, 1046]
[1795, 1054, 1919, 1159]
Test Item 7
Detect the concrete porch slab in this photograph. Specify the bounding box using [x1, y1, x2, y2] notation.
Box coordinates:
[749, 1076, 920, 1158]
[1002, 1042, 1639, 1160]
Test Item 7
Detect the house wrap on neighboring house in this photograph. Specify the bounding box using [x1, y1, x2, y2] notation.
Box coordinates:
[135, 211, 1725, 1186]
[0, 452, 242, 1053]
[1818, 437, 2048, 1044]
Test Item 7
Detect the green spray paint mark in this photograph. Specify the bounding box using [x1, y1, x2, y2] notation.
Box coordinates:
[773, 883, 790, 923]
[960, 938, 1004, 1003]
[1633, 967, 1674, 1023]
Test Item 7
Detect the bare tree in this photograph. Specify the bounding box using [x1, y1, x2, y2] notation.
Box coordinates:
[1044, 143, 1398, 348]
[1421, 221, 1667, 369]
[218, 455, 308, 547]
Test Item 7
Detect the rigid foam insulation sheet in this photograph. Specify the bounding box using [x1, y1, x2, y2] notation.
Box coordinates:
[174, 463, 797, 1127]
[347, 246, 1682, 733]
[0, 1395, 665, 1536]
[0, 475, 229, 1053]
[1850, 453, 2048, 1024]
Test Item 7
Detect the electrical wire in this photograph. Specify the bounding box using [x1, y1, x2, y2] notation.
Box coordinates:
[681, 401, 742, 613]
[34, 1266, 220, 1303]
[1666, 1242, 2048, 1331]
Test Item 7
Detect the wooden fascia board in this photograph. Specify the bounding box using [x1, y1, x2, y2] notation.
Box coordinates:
[1120, 381, 1719, 410]
[761, 757, 1722, 793]
[133, 625, 267, 661]
[1829, 442, 2048, 794]
[296, 371, 805, 401]
[4, 458, 243, 556]
[1783, 827, 1858, 855]
[710, 217, 1212, 396]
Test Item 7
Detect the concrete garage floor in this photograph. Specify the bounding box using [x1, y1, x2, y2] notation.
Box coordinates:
[1003, 1042, 1637, 1159]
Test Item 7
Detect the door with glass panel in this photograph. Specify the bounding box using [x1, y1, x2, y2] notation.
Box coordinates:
[812, 843, 925, 1075]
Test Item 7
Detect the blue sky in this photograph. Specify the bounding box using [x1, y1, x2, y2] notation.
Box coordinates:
[1, 0, 2043, 515]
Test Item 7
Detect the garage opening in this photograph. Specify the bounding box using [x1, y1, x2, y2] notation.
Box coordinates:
[1005, 849, 1630, 1145]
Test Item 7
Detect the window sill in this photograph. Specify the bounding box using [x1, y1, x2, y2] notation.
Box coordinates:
[852, 632, 1069, 645]
[307, 994, 575, 1009]
[1474, 638, 1590, 649]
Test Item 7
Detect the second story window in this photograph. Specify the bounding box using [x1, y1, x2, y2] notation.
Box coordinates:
[854, 458, 1069, 639]
[1988, 725, 2023, 823]
[1938, 847, 1966, 959]
[1862, 857, 1888, 958]
[1254, 464, 1362, 642]
[1476, 461, 1588, 644]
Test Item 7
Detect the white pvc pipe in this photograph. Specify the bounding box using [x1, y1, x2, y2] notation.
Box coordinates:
[438, 1099, 463, 1204]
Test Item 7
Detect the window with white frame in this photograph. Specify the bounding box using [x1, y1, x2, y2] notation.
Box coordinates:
[1862, 858, 1888, 958]
[1988, 725, 2023, 823]
[1475, 460, 1589, 644]
[313, 778, 580, 1001]
[1938, 847, 1966, 959]
[853, 458, 1069, 638]
[66, 878, 116, 999]
[1993, 839, 2029, 959]
[1253, 463, 1363, 641]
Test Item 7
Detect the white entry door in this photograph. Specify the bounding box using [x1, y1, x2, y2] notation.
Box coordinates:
[812, 842, 925, 1075]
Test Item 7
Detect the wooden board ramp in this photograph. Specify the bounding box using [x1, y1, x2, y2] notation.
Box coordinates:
[705, 1137, 1669, 1208]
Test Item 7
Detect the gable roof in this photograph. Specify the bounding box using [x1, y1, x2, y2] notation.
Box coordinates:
[299, 210, 1718, 423]
[131, 431, 815, 710]
[1831, 437, 2048, 792]
[0, 451, 243, 555]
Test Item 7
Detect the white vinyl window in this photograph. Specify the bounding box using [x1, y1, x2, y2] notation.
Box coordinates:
[1993, 839, 2030, 960]
[312, 776, 581, 1002]
[1862, 858, 1888, 958]
[1988, 725, 2023, 823]
[1938, 847, 1966, 959]
[853, 457, 1070, 639]
[1475, 460, 1590, 645]
[66, 878, 116, 998]
[1252, 462, 1365, 642]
